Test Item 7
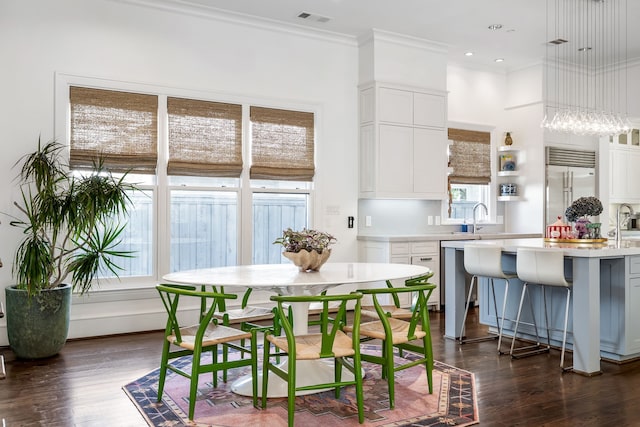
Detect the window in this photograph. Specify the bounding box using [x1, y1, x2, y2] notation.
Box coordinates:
[447, 128, 491, 221]
[167, 97, 243, 272]
[63, 78, 315, 286]
[69, 86, 157, 279]
[250, 106, 314, 264]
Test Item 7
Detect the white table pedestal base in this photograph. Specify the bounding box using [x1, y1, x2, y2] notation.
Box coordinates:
[231, 358, 355, 398]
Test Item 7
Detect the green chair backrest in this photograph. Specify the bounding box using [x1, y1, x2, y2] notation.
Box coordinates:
[358, 280, 435, 340]
[156, 283, 239, 345]
[384, 271, 435, 308]
[271, 292, 363, 358]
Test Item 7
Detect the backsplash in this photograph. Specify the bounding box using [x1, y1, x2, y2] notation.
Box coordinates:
[358, 198, 506, 235]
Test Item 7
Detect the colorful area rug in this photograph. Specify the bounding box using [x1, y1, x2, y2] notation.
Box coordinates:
[124, 345, 478, 427]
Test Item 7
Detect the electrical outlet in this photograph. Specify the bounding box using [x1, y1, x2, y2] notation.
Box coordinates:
[427, 216, 433, 225]
[435, 216, 441, 225]
[365, 216, 372, 227]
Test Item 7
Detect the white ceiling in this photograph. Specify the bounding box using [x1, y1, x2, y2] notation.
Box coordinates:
[146, 0, 640, 72]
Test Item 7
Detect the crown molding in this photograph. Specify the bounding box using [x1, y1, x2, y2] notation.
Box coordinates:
[108, 0, 358, 47]
[357, 28, 448, 54]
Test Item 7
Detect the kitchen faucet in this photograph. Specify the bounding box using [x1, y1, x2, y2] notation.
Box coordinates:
[472, 202, 488, 234]
[616, 203, 635, 245]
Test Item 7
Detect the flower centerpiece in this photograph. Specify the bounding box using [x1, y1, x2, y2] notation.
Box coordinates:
[565, 196, 603, 239]
[273, 228, 337, 271]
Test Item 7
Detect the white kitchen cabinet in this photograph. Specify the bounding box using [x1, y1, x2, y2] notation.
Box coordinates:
[609, 146, 640, 203]
[358, 239, 440, 309]
[359, 82, 448, 199]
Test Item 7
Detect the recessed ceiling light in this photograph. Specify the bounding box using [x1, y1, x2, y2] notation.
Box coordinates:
[465, 52, 474, 56]
[578, 47, 592, 52]
[494, 58, 504, 63]
[488, 24, 503, 30]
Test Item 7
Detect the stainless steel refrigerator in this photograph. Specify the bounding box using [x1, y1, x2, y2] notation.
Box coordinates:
[545, 147, 597, 226]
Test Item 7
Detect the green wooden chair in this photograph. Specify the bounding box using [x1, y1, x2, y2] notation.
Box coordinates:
[261, 292, 365, 427]
[211, 286, 280, 380]
[344, 275, 435, 409]
[156, 284, 259, 421]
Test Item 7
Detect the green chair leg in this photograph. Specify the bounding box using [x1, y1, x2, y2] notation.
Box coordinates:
[212, 345, 218, 388]
[189, 348, 202, 420]
[261, 336, 271, 409]
[251, 329, 259, 408]
[287, 357, 296, 427]
[354, 355, 365, 424]
[157, 339, 171, 401]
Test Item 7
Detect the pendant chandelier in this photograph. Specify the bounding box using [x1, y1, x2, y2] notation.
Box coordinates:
[541, 0, 630, 136]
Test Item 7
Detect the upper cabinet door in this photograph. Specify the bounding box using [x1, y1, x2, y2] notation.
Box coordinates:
[378, 87, 413, 124]
[413, 92, 446, 128]
[358, 82, 448, 199]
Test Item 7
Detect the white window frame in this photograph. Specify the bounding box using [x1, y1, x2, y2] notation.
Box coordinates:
[55, 73, 317, 291]
[440, 121, 496, 225]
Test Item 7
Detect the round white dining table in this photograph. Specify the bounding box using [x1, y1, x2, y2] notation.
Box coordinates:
[162, 262, 430, 398]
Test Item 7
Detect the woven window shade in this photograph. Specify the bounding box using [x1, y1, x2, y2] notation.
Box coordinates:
[448, 128, 491, 184]
[69, 86, 158, 173]
[167, 97, 243, 177]
[250, 106, 315, 181]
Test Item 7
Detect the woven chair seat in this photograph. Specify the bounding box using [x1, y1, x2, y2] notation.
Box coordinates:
[345, 317, 425, 344]
[213, 306, 275, 324]
[169, 323, 252, 350]
[361, 305, 413, 320]
[266, 330, 355, 360]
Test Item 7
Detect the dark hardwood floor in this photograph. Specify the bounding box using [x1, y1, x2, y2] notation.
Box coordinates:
[1, 309, 639, 426]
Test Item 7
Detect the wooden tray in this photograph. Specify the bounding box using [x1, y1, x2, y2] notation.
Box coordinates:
[543, 238, 608, 243]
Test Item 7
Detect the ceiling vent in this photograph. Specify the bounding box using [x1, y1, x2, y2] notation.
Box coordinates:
[297, 11, 331, 23]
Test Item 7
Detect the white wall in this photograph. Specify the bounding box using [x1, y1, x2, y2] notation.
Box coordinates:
[447, 65, 510, 226]
[504, 65, 546, 232]
[0, 0, 360, 342]
[447, 65, 508, 127]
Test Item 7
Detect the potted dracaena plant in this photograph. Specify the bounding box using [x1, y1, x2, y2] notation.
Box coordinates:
[4, 139, 137, 359]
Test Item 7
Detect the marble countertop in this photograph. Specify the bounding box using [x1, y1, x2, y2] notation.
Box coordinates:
[357, 232, 541, 242]
[440, 237, 640, 257]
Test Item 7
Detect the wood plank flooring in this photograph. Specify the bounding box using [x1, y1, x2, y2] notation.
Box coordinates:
[1, 309, 638, 426]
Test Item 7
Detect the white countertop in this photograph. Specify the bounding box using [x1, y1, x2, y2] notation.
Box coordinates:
[357, 232, 541, 242]
[440, 237, 640, 257]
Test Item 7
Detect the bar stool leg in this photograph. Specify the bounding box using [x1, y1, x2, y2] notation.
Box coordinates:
[490, 278, 507, 353]
[542, 286, 552, 350]
[510, 282, 550, 358]
[497, 279, 510, 354]
[459, 275, 477, 344]
[561, 288, 573, 371]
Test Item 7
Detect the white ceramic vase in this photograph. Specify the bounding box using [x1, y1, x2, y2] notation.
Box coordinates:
[283, 249, 331, 271]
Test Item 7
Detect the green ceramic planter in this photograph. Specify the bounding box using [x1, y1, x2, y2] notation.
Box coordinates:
[5, 284, 72, 359]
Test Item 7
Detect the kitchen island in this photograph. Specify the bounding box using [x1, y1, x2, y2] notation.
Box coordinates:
[358, 232, 540, 310]
[442, 238, 640, 375]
